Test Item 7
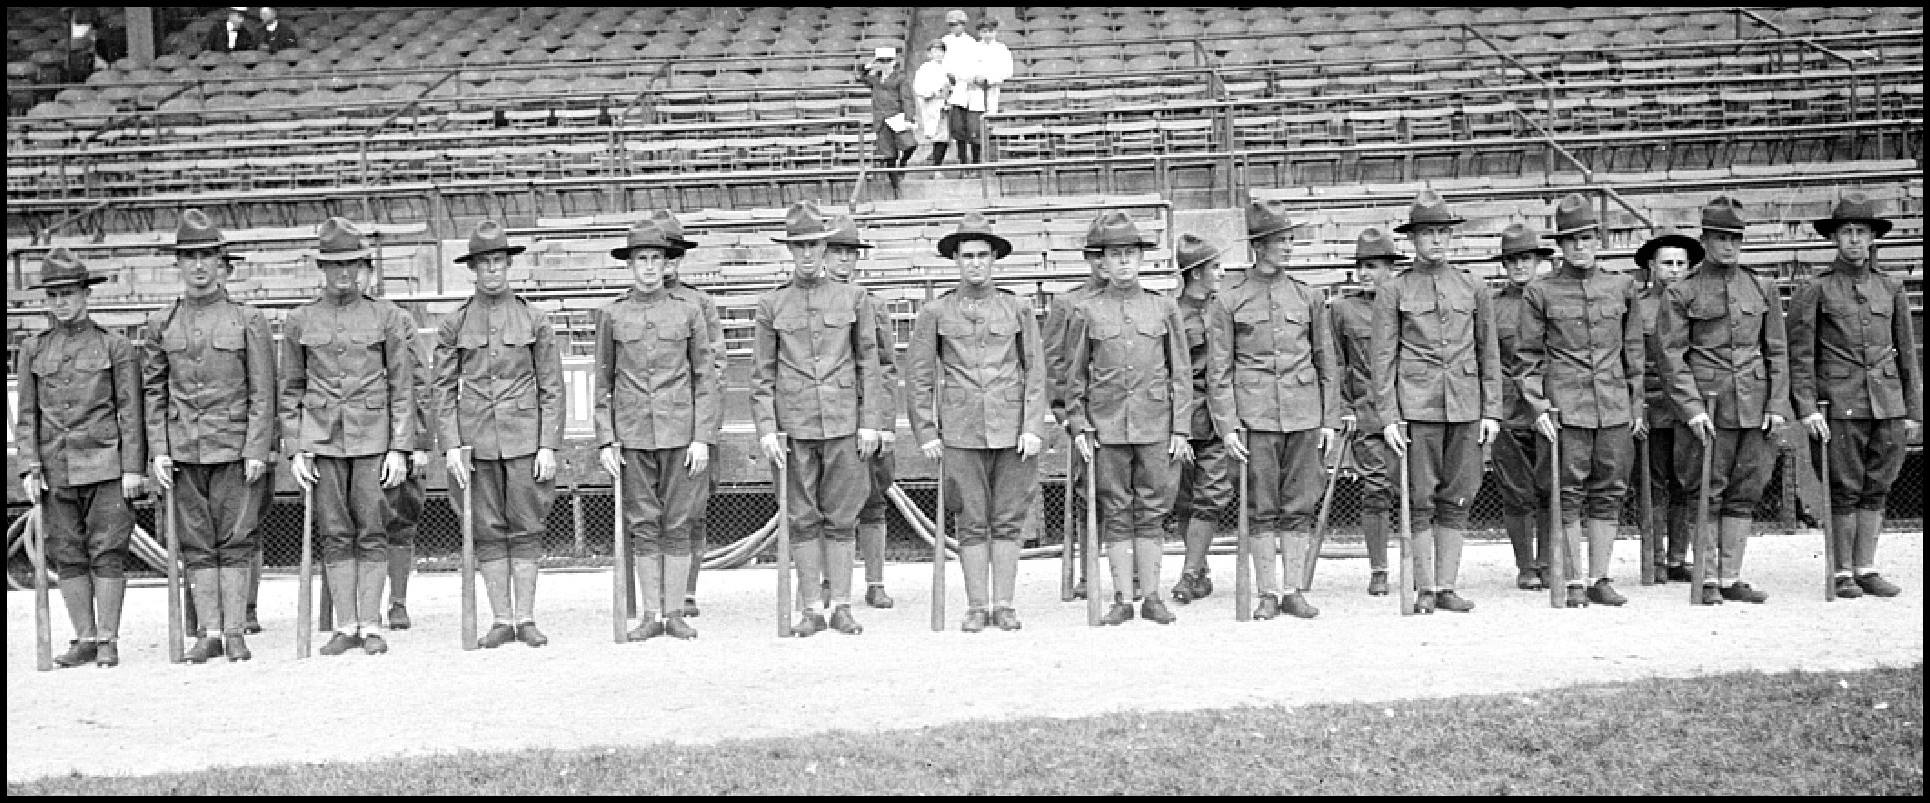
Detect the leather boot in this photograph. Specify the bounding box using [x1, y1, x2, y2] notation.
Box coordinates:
[1433, 589, 1474, 613]
[1855, 572, 1901, 598]
[53, 640, 98, 668]
[94, 640, 120, 667]
[1698, 584, 1724, 605]
[960, 542, 992, 612]
[992, 606, 1022, 631]
[1564, 585, 1590, 608]
[244, 604, 264, 634]
[1833, 575, 1865, 598]
[1278, 531, 1311, 594]
[511, 558, 540, 627]
[386, 544, 414, 628]
[480, 622, 518, 648]
[1719, 581, 1768, 604]
[1140, 596, 1176, 624]
[1101, 593, 1135, 625]
[1412, 590, 1437, 615]
[320, 631, 362, 655]
[1504, 514, 1538, 589]
[93, 575, 127, 646]
[1587, 578, 1627, 606]
[663, 612, 697, 639]
[628, 617, 666, 641]
[1585, 520, 1617, 583]
[1362, 507, 1389, 576]
[1665, 504, 1691, 575]
[188, 568, 222, 661]
[991, 539, 1021, 611]
[1276, 590, 1319, 619]
[824, 539, 857, 609]
[828, 603, 863, 635]
[224, 633, 252, 662]
[55, 575, 88, 642]
[186, 633, 224, 663]
[246, 550, 264, 632]
[960, 607, 990, 633]
[1367, 571, 1389, 596]
[515, 621, 548, 647]
[1252, 592, 1280, 620]
[791, 610, 828, 637]
[1829, 514, 1857, 576]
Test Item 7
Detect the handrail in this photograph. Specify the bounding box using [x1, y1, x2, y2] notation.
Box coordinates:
[31, 200, 111, 246]
[1598, 186, 1655, 230]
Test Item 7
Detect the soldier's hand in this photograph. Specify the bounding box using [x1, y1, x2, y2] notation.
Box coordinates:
[761, 433, 789, 470]
[922, 438, 944, 462]
[1478, 418, 1500, 446]
[244, 459, 267, 484]
[121, 472, 145, 499]
[879, 430, 897, 445]
[533, 447, 557, 482]
[1316, 427, 1336, 453]
[1073, 432, 1093, 463]
[1632, 419, 1648, 441]
[857, 428, 882, 459]
[1168, 435, 1193, 464]
[21, 471, 46, 503]
[411, 450, 431, 477]
[379, 450, 409, 489]
[599, 444, 624, 478]
[1802, 413, 1829, 442]
[1017, 432, 1042, 460]
[1383, 423, 1407, 456]
[1907, 419, 1921, 442]
[151, 456, 176, 492]
[290, 452, 318, 491]
[1762, 413, 1785, 433]
[683, 443, 709, 477]
[445, 448, 472, 489]
[1535, 412, 1560, 444]
[1223, 430, 1249, 463]
[1687, 413, 1715, 444]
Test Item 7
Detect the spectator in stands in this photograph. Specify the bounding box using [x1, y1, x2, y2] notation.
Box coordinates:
[973, 18, 1014, 131]
[205, 7, 257, 53]
[62, 9, 109, 84]
[257, 7, 300, 53]
[913, 40, 952, 163]
[941, 17, 1014, 165]
[939, 11, 980, 164]
[939, 10, 976, 58]
[860, 47, 918, 194]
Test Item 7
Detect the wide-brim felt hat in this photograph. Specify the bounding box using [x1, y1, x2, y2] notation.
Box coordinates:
[1086, 209, 1158, 251]
[938, 211, 1012, 259]
[1697, 196, 1748, 235]
[648, 209, 698, 256]
[610, 218, 683, 260]
[769, 200, 839, 244]
[1812, 192, 1893, 238]
[31, 246, 109, 289]
[1392, 190, 1465, 234]
[167, 208, 242, 259]
[1245, 201, 1303, 241]
[1498, 223, 1555, 258]
[1551, 193, 1600, 238]
[1176, 233, 1222, 272]
[1353, 227, 1409, 262]
[453, 219, 527, 264]
[1634, 226, 1705, 270]
[311, 216, 373, 262]
[824, 214, 876, 249]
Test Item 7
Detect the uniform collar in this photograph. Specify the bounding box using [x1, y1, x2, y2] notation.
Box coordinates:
[1557, 263, 1599, 280]
[1082, 275, 1107, 292]
[323, 289, 367, 307]
[954, 283, 997, 300]
[182, 287, 230, 307]
[627, 286, 669, 303]
[1499, 282, 1526, 296]
[1831, 255, 1873, 278]
[1410, 257, 1451, 274]
[52, 314, 94, 333]
[1101, 282, 1141, 298]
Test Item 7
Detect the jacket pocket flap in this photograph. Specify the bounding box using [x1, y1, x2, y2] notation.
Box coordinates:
[298, 328, 334, 346]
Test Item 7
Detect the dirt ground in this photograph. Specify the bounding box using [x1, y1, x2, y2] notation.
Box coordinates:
[6, 530, 1921, 783]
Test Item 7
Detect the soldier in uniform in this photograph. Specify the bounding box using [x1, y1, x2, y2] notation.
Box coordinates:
[437, 221, 566, 647]
[824, 215, 899, 609]
[1657, 197, 1789, 605]
[143, 210, 276, 662]
[1207, 203, 1341, 620]
[752, 201, 886, 637]
[649, 209, 719, 620]
[1042, 222, 1109, 600]
[1330, 228, 1407, 596]
[1064, 210, 1192, 626]
[598, 218, 720, 641]
[16, 248, 146, 667]
[280, 218, 420, 654]
[1518, 196, 1646, 608]
[1167, 234, 1231, 604]
[1788, 194, 1921, 598]
[1632, 226, 1702, 582]
[1487, 223, 1556, 591]
[1373, 192, 1502, 614]
[356, 259, 435, 632]
[906, 213, 1048, 631]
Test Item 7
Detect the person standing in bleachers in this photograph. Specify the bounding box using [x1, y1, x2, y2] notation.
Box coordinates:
[752, 202, 888, 637]
[1518, 196, 1646, 609]
[913, 39, 953, 165]
[16, 249, 146, 668]
[205, 7, 257, 54]
[437, 222, 566, 648]
[599, 218, 719, 643]
[1166, 234, 1231, 606]
[970, 17, 1014, 163]
[822, 215, 900, 610]
[1042, 220, 1112, 600]
[1656, 197, 1790, 605]
[1063, 211, 1192, 626]
[142, 210, 276, 663]
[1373, 192, 1502, 614]
[1330, 228, 1408, 597]
[257, 7, 300, 54]
[936, 11, 978, 167]
[280, 218, 420, 655]
[1787, 194, 1921, 599]
[1487, 224, 1556, 592]
[652, 210, 721, 620]
[861, 47, 919, 195]
[1207, 203, 1342, 621]
[1631, 226, 1702, 583]
[906, 213, 1048, 631]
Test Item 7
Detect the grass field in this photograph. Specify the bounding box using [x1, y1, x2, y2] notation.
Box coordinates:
[12, 664, 1919, 795]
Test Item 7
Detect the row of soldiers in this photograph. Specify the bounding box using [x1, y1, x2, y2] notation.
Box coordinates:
[13, 189, 1918, 663]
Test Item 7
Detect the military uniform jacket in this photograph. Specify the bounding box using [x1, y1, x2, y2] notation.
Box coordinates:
[1637, 286, 1678, 427]
[1786, 259, 1922, 422]
[595, 287, 721, 450]
[1517, 266, 1645, 429]
[1657, 263, 1791, 428]
[16, 316, 146, 488]
[667, 278, 725, 442]
[1063, 285, 1190, 444]
[1177, 292, 1217, 440]
[1370, 259, 1503, 424]
[434, 294, 566, 460]
[278, 291, 419, 458]
[1206, 270, 1342, 435]
[142, 290, 276, 465]
[906, 287, 1047, 449]
[750, 276, 883, 440]
[863, 288, 901, 432]
[1328, 291, 1383, 433]
[1491, 284, 1537, 430]
[1043, 276, 1106, 414]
